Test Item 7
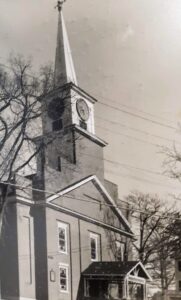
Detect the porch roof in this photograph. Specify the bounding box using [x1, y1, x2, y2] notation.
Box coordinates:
[82, 261, 151, 281]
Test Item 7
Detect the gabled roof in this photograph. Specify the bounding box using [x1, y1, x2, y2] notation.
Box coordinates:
[83, 261, 138, 276]
[82, 261, 152, 281]
[47, 174, 133, 237]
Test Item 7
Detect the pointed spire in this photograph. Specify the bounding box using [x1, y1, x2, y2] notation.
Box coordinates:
[54, 1, 78, 87]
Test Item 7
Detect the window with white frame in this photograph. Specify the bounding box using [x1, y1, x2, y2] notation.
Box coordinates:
[59, 264, 69, 292]
[58, 222, 68, 253]
[115, 241, 125, 261]
[90, 232, 99, 261]
[178, 261, 181, 272]
[179, 280, 181, 292]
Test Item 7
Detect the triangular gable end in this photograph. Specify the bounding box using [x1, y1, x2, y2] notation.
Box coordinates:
[127, 261, 152, 281]
[46, 175, 134, 237]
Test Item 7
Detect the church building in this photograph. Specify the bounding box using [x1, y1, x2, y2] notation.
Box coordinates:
[0, 1, 151, 300]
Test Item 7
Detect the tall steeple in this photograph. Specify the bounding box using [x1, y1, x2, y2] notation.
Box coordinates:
[39, 1, 106, 190]
[54, 0, 78, 87]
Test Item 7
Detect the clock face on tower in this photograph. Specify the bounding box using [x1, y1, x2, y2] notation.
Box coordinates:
[76, 99, 90, 121]
[48, 97, 65, 120]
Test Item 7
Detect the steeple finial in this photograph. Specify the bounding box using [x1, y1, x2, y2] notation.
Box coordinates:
[54, 0, 78, 87]
[55, 0, 66, 12]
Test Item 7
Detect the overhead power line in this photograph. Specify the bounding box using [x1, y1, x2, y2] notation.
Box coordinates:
[92, 92, 176, 126]
[105, 168, 181, 192]
[3, 243, 120, 260]
[97, 101, 178, 131]
[105, 158, 166, 177]
[97, 116, 181, 146]
[0, 180, 180, 221]
[78, 151, 168, 178]
[0, 61, 179, 132]
[97, 124, 162, 148]
[77, 151, 181, 190]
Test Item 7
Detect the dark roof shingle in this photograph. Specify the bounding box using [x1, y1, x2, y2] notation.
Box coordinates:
[82, 261, 139, 277]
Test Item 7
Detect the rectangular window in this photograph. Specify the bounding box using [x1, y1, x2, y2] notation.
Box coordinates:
[179, 281, 181, 291]
[59, 265, 69, 293]
[80, 120, 87, 130]
[57, 156, 61, 172]
[58, 222, 67, 253]
[115, 241, 125, 261]
[52, 119, 63, 131]
[90, 232, 99, 261]
[178, 261, 181, 272]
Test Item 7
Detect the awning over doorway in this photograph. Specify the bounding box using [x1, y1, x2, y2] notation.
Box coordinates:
[82, 261, 151, 300]
[82, 261, 152, 281]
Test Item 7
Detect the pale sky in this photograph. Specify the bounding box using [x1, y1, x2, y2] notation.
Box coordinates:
[1, 0, 181, 203]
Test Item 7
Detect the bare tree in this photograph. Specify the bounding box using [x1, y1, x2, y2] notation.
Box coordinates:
[163, 143, 181, 182]
[0, 55, 84, 232]
[164, 216, 181, 259]
[0, 55, 56, 225]
[125, 191, 178, 293]
[0, 55, 54, 178]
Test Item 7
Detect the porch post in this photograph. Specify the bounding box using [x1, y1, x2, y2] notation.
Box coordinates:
[144, 283, 147, 300]
[123, 278, 129, 299]
[84, 279, 89, 297]
[123, 278, 127, 299]
[126, 278, 129, 299]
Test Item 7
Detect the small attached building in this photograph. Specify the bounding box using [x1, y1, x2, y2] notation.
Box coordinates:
[82, 261, 151, 300]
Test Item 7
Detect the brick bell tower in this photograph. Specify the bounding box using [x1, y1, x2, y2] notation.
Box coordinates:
[36, 0, 107, 193]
